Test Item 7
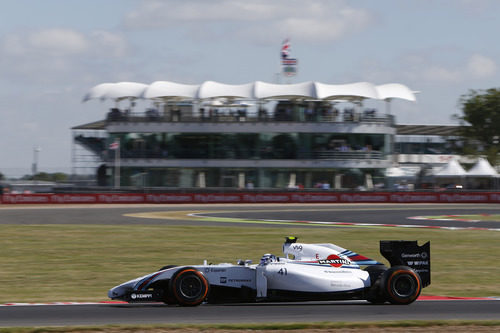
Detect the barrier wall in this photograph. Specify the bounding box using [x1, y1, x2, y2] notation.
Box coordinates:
[2, 192, 500, 204]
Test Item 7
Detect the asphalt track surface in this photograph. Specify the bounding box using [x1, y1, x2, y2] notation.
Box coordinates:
[0, 203, 499, 229]
[0, 203, 499, 326]
[1, 300, 499, 327]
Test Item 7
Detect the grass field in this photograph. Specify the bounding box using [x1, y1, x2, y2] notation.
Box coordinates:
[1, 222, 499, 303]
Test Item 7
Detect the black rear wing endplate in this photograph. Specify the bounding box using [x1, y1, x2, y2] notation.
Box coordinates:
[380, 240, 431, 288]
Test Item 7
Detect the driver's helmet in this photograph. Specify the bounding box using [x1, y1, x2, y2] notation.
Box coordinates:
[259, 253, 276, 265]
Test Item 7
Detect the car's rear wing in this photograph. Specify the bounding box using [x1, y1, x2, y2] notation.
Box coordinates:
[380, 240, 431, 288]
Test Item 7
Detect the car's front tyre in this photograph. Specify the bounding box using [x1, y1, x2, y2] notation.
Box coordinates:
[169, 267, 210, 306]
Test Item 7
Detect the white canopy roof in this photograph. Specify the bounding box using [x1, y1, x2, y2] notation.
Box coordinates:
[84, 80, 417, 102]
[82, 82, 148, 102]
[376, 83, 417, 102]
[106, 82, 148, 100]
[198, 81, 254, 99]
[315, 82, 379, 101]
[82, 83, 115, 102]
[143, 81, 200, 99]
[466, 158, 498, 177]
[254, 81, 316, 99]
[434, 159, 467, 177]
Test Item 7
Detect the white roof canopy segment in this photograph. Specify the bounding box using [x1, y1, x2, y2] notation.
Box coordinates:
[315, 82, 379, 101]
[376, 83, 417, 102]
[143, 81, 200, 100]
[84, 81, 417, 102]
[198, 81, 254, 99]
[254, 81, 316, 99]
[82, 83, 115, 102]
[82, 82, 148, 102]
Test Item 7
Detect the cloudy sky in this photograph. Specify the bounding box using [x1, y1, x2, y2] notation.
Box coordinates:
[0, 0, 499, 177]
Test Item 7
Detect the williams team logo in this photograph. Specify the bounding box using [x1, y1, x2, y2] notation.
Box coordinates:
[318, 254, 351, 268]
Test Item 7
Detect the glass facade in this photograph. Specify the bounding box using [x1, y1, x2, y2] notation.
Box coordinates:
[74, 101, 402, 189]
[109, 132, 387, 160]
[395, 135, 462, 155]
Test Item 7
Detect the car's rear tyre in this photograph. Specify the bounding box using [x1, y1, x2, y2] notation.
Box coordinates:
[169, 267, 209, 306]
[381, 266, 422, 305]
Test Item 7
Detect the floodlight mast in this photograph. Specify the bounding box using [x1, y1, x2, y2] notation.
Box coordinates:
[32, 146, 41, 179]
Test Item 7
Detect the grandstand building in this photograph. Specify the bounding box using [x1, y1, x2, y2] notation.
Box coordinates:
[72, 81, 460, 189]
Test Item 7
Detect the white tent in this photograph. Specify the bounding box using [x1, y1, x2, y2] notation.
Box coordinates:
[433, 159, 467, 189]
[466, 158, 498, 190]
[434, 159, 467, 177]
[466, 158, 498, 176]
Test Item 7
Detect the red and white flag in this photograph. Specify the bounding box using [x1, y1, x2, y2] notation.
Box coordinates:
[281, 38, 290, 59]
[281, 38, 297, 77]
[109, 140, 119, 150]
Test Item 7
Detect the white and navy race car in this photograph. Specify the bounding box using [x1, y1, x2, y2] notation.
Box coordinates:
[109, 237, 430, 306]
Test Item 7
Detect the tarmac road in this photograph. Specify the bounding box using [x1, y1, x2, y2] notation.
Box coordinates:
[0, 203, 499, 229]
[1, 300, 500, 327]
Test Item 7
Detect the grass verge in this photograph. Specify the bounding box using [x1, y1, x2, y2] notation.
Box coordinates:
[0, 224, 499, 302]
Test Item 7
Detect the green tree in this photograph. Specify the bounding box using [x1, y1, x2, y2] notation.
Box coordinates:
[0, 172, 5, 181]
[21, 172, 69, 182]
[457, 88, 500, 166]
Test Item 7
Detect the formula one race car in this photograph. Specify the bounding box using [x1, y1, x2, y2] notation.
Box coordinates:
[109, 237, 430, 306]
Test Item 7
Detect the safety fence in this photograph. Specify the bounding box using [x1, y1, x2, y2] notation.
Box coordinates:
[1, 192, 500, 204]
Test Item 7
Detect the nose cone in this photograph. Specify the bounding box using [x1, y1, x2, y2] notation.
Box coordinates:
[108, 280, 135, 300]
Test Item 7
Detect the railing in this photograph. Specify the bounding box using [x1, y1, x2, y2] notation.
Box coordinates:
[314, 150, 382, 160]
[107, 149, 384, 161]
[105, 110, 394, 125]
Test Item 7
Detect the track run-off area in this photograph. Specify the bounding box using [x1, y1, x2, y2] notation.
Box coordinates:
[0, 203, 499, 326]
[122, 203, 500, 231]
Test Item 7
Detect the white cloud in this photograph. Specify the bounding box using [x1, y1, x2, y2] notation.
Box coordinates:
[422, 66, 462, 83]
[124, 0, 373, 43]
[466, 54, 497, 78]
[421, 54, 497, 82]
[91, 31, 128, 58]
[28, 29, 89, 56]
[382, 52, 498, 84]
[1, 28, 127, 58]
[0, 29, 128, 84]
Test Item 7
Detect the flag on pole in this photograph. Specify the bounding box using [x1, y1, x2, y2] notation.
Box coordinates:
[109, 140, 120, 150]
[281, 38, 290, 59]
[281, 38, 297, 77]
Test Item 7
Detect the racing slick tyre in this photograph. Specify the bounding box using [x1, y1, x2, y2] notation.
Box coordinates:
[158, 266, 178, 305]
[364, 265, 388, 304]
[380, 265, 422, 305]
[169, 267, 210, 307]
